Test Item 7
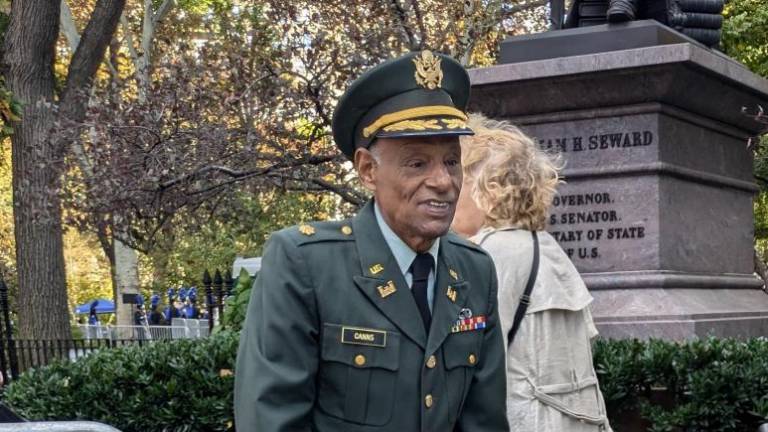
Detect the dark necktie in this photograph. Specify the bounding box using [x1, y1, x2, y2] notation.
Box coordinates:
[410, 253, 433, 330]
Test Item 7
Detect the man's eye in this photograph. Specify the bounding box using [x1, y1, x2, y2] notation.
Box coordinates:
[446, 159, 459, 167]
[408, 161, 426, 168]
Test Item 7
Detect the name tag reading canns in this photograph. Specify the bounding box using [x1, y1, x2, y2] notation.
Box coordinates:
[341, 326, 387, 348]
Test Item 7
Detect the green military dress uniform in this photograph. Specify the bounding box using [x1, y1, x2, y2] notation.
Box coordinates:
[235, 203, 508, 431]
[234, 51, 509, 431]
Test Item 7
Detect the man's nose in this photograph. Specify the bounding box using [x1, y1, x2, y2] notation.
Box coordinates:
[426, 163, 454, 191]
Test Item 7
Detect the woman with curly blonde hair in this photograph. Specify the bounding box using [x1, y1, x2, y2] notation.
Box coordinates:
[453, 114, 612, 432]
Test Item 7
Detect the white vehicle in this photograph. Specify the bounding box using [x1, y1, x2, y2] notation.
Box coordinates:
[232, 256, 261, 277]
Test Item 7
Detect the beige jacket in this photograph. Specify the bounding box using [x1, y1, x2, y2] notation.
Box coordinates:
[473, 227, 612, 432]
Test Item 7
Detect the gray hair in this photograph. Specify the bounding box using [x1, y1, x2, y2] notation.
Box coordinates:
[367, 141, 382, 164]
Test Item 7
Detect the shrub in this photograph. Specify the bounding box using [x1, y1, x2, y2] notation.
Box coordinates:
[5, 329, 768, 431]
[219, 268, 253, 333]
[594, 337, 768, 432]
[4, 331, 239, 432]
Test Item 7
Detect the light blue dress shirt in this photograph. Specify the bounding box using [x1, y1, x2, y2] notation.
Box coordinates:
[374, 203, 439, 312]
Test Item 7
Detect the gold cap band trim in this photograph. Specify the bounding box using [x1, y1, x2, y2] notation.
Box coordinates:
[382, 119, 442, 133]
[362, 105, 468, 138]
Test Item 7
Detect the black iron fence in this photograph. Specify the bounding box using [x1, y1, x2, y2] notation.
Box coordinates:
[0, 268, 236, 384]
[0, 338, 151, 382]
[202, 269, 234, 332]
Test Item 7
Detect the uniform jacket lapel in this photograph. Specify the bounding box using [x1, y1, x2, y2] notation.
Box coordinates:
[426, 241, 468, 356]
[352, 202, 427, 350]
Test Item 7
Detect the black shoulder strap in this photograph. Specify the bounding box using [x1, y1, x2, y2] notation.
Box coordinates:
[507, 231, 539, 347]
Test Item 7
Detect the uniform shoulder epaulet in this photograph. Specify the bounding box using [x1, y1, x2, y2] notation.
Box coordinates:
[291, 219, 356, 245]
[445, 231, 486, 254]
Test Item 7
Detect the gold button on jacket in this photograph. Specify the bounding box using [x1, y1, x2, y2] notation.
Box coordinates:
[426, 355, 437, 369]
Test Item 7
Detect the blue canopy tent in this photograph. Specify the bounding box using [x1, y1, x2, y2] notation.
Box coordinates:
[74, 299, 115, 315]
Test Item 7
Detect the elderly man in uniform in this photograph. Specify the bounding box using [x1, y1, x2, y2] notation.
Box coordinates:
[235, 50, 509, 432]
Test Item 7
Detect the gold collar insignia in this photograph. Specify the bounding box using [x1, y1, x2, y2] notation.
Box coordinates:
[369, 263, 384, 275]
[446, 286, 457, 303]
[298, 224, 315, 236]
[377, 280, 397, 298]
[449, 269, 459, 280]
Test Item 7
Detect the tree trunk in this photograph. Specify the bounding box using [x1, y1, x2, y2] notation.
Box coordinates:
[114, 237, 139, 336]
[4, 0, 71, 340]
[149, 223, 175, 294]
[5, 0, 125, 340]
[95, 220, 118, 311]
[109, 0, 174, 329]
[151, 251, 170, 295]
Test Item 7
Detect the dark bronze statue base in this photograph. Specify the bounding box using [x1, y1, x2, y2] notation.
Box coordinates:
[563, 0, 725, 47]
[607, 0, 638, 22]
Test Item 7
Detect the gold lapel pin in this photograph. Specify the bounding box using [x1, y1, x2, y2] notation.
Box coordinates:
[341, 226, 352, 235]
[298, 224, 315, 236]
[446, 286, 457, 303]
[377, 280, 397, 298]
[449, 269, 459, 280]
[369, 263, 384, 275]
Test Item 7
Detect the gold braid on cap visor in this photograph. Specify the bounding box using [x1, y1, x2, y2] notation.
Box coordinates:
[362, 105, 468, 138]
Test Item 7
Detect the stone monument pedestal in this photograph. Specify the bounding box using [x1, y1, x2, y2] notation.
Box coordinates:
[469, 20, 768, 339]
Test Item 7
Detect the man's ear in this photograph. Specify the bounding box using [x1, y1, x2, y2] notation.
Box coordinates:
[355, 147, 377, 192]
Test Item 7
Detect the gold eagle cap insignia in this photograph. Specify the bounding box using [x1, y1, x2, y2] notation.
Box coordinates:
[413, 50, 443, 90]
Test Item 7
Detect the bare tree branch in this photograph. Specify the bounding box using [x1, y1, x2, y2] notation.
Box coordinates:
[59, 0, 80, 49]
[60, 0, 120, 79]
[389, 0, 418, 51]
[59, 0, 126, 130]
[58, 0, 548, 258]
[409, 0, 427, 50]
[311, 177, 366, 206]
[152, 0, 174, 27]
[120, 14, 140, 69]
[504, 0, 550, 17]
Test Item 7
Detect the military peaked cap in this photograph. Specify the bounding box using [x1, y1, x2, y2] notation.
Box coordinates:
[332, 50, 474, 160]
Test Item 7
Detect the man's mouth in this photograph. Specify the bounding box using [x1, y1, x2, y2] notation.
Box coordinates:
[426, 200, 450, 209]
[420, 199, 455, 218]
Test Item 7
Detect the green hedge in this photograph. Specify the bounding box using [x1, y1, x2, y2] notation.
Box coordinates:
[219, 268, 253, 333]
[4, 331, 239, 432]
[594, 337, 768, 432]
[4, 332, 768, 432]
